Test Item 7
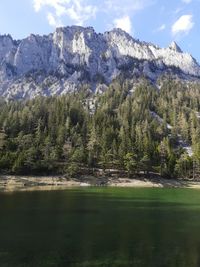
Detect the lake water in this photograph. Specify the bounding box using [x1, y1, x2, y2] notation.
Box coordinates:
[1, 187, 200, 267]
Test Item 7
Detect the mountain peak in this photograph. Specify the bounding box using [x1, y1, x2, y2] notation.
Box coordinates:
[55, 25, 95, 34]
[109, 28, 129, 35]
[106, 28, 133, 40]
[0, 25, 199, 100]
[168, 41, 182, 53]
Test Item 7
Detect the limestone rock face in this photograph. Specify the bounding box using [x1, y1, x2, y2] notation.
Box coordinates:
[0, 26, 199, 99]
[168, 41, 182, 53]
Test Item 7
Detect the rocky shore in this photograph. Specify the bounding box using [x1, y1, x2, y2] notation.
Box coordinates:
[0, 175, 200, 192]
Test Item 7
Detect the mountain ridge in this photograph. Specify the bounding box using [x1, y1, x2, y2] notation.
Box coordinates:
[0, 26, 200, 99]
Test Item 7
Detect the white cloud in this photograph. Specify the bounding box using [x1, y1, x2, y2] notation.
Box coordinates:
[64, 1, 97, 26]
[105, 0, 153, 14]
[174, 7, 183, 14]
[172, 15, 194, 35]
[33, 0, 97, 27]
[34, 0, 71, 12]
[182, 0, 192, 3]
[47, 12, 62, 27]
[156, 24, 166, 32]
[108, 0, 153, 34]
[33, 0, 154, 33]
[113, 15, 132, 33]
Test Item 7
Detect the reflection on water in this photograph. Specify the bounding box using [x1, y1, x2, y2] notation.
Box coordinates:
[0, 188, 200, 266]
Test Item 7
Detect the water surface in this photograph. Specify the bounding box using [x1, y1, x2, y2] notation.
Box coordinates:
[1, 187, 200, 267]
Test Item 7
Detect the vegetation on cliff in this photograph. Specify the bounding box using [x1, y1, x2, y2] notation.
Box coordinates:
[0, 78, 199, 179]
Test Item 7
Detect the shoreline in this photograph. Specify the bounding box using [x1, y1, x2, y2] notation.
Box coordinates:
[1, 175, 200, 192]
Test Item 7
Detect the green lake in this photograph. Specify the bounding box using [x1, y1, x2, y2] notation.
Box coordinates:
[1, 187, 200, 267]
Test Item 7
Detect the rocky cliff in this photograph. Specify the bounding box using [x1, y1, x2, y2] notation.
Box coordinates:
[0, 26, 199, 99]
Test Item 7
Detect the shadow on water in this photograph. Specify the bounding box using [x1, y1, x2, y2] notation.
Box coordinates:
[1, 188, 200, 266]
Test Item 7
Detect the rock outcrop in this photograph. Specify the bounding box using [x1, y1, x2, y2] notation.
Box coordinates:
[0, 26, 199, 99]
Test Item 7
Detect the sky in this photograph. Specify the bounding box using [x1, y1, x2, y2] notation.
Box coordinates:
[0, 0, 199, 62]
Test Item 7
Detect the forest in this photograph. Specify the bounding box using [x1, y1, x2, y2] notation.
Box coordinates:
[0, 77, 199, 179]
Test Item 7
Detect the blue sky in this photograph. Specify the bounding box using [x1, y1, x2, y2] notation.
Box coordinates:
[0, 0, 199, 62]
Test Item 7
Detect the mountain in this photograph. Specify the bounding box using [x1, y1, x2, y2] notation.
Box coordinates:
[0, 26, 200, 99]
